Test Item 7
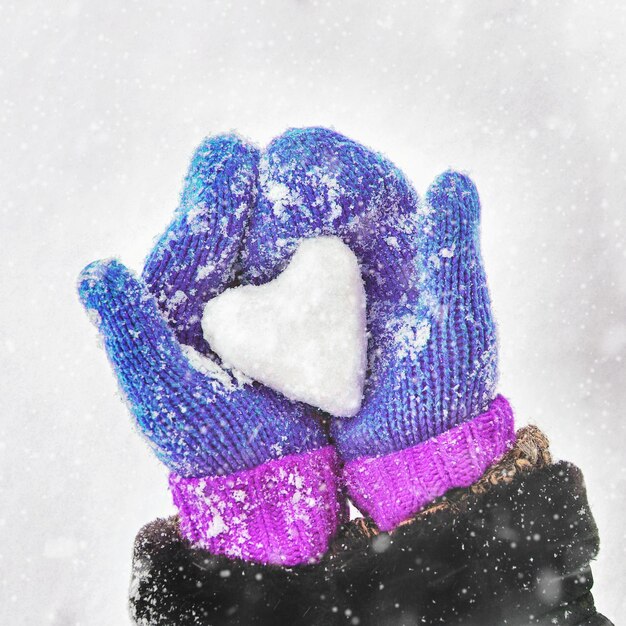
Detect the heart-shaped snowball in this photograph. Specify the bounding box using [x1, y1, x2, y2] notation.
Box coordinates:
[202, 236, 367, 417]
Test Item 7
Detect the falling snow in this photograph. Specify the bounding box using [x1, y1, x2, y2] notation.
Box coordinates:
[2, 2, 625, 625]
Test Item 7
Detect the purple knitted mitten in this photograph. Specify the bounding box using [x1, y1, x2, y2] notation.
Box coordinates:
[244, 128, 515, 531]
[78, 135, 342, 565]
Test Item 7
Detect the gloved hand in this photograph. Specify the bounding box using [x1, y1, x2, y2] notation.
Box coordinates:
[78, 135, 341, 565]
[244, 127, 515, 531]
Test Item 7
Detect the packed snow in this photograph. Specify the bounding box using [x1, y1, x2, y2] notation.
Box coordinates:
[202, 236, 367, 417]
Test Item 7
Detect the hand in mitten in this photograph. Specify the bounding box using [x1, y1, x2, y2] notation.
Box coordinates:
[244, 127, 515, 531]
[78, 135, 341, 565]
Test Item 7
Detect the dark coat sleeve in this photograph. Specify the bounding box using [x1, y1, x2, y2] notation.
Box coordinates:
[330, 462, 612, 626]
[129, 462, 613, 626]
[129, 516, 336, 626]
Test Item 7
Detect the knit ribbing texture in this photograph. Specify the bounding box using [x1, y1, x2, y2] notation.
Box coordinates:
[343, 395, 515, 531]
[170, 446, 341, 565]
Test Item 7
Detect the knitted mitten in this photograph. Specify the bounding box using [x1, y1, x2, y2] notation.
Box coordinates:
[78, 135, 341, 565]
[243, 127, 515, 531]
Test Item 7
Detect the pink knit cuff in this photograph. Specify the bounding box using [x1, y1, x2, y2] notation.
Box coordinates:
[169, 445, 341, 566]
[343, 395, 515, 532]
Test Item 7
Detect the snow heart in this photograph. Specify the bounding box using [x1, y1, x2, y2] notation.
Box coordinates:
[202, 236, 367, 417]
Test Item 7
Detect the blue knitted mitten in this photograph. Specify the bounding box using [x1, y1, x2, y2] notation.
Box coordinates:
[78, 135, 341, 565]
[243, 127, 515, 530]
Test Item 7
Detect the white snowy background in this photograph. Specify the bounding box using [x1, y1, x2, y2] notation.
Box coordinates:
[1, 1, 625, 623]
